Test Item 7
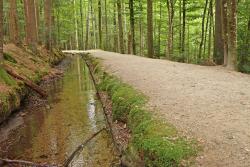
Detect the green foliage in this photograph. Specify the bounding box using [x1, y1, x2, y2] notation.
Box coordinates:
[0, 67, 16, 86]
[96, 69, 198, 166]
[3, 53, 17, 64]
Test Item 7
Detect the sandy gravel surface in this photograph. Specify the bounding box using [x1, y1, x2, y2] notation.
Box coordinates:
[87, 50, 250, 167]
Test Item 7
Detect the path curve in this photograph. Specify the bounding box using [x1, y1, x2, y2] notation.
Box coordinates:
[87, 50, 250, 167]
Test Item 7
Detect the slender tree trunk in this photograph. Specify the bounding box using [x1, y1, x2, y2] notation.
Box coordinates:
[227, 0, 237, 70]
[35, 0, 40, 44]
[158, 2, 162, 57]
[117, 0, 124, 53]
[181, 0, 186, 61]
[198, 0, 209, 62]
[214, 0, 224, 64]
[73, 0, 79, 49]
[85, 1, 90, 50]
[0, 0, 3, 63]
[44, 0, 52, 50]
[9, 0, 20, 45]
[129, 0, 136, 55]
[105, 0, 108, 50]
[113, 2, 117, 52]
[179, 0, 182, 56]
[166, 0, 174, 59]
[147, 0, 154, 58]
[91, 1, 97, 49]
[222, 0, 228, 66]
[80, 0, 84, 50]
[139, 0, 143, 56]
[208, 0, 213, 60]
[98, 0, 102, 49]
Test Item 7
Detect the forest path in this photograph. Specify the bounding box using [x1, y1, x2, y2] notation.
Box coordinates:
[86, 50, 250, 167]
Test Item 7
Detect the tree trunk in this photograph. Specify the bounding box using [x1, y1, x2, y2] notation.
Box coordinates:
[198, 0, 209, 62]
[208, 0, 213, 60]
[166, 0, 174, 59]
[158, 2, 162, 57]
[80, 0, 84, 50]
[85, 1, 90, 50]
[24, 0, 38, 52]
[44, 0, 52, 50]
[117, 0, 124, 54]
[113, 2, 117, 52]
[9, 0, 20, 46]
[214, 0, 224, 64]
[0, 0, 3, 63]
[139, 0, 144, 56]
[222, 0, 228, 66]
[227, 0, 237, 70]
[104, 0, 108, 50]
[181, 0, 186, 61]
[179, 0, 182, 57]
[147, 0, 154, 58]
[129, 0, 136, 55]
[98, 0, 102, 49]
[35, 0, 40, 44]
[73, 0, 79, 49]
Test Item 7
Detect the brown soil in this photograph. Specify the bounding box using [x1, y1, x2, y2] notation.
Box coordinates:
[87, 50, 250, 167]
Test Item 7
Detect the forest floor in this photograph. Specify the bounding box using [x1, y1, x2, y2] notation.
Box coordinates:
[86, 50, 250, 167]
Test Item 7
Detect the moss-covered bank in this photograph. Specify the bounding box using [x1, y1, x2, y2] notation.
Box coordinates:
[0, 44, 65, 124]
[84, 54, 199, 167]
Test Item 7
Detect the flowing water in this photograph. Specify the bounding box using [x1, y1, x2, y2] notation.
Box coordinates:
[0, 56, 119, 166]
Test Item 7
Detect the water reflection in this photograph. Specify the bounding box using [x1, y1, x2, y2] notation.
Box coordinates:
[0, 56, 118, 166]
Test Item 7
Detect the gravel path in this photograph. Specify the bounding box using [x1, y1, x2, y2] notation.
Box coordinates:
[87, 50, 250, 167]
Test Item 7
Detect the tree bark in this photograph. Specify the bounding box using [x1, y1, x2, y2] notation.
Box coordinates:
[44, 0, 52, 50]
[80, 0, 84, 50]
[9, 0, 20, 46]
[214, 0, 224, 64]
[104, 0, 108, 50]
[98, 0, 102, 49]
[181, 0, 186, 61]
[227, 0, 237, 70]
[147, 0, 154, 58]
[24, 0, 38, 52]
[117, 0, 124, 54]
[0, 0, 3, 64]
[129, 0, 136, 55]
[139, 0, 144, 56]
[73, 0, 79, 49]
[85, 0, 90, 50]
[166, 0, 174, 59]
[198, 0, 209, 62]
[158, 2, 162, 57]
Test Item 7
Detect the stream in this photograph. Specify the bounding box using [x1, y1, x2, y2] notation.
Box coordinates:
[0, 56, 119, 166]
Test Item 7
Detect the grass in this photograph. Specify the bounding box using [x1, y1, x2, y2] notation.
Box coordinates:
[87, 55, 198, 166]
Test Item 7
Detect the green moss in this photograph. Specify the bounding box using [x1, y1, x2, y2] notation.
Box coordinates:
[3, 52, 17, 64]
[91, 57, 198, 166]
[0, 67, 17, 86]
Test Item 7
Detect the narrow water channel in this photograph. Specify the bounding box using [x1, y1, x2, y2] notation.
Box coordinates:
[0, 56, 118, 166]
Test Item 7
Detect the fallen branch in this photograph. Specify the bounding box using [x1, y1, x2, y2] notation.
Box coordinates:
[0, 158, 58, 167]
[3, 64, 48, 98]
[63, 127, 106, 167]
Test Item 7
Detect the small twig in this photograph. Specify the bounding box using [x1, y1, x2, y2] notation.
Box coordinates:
[0, 158, 57, 167]
[63, 127, 106, 167]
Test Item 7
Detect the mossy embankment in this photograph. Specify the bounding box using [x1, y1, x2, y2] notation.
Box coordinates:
[84, 54, 199, 167]
[0, 44, 65, 124]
